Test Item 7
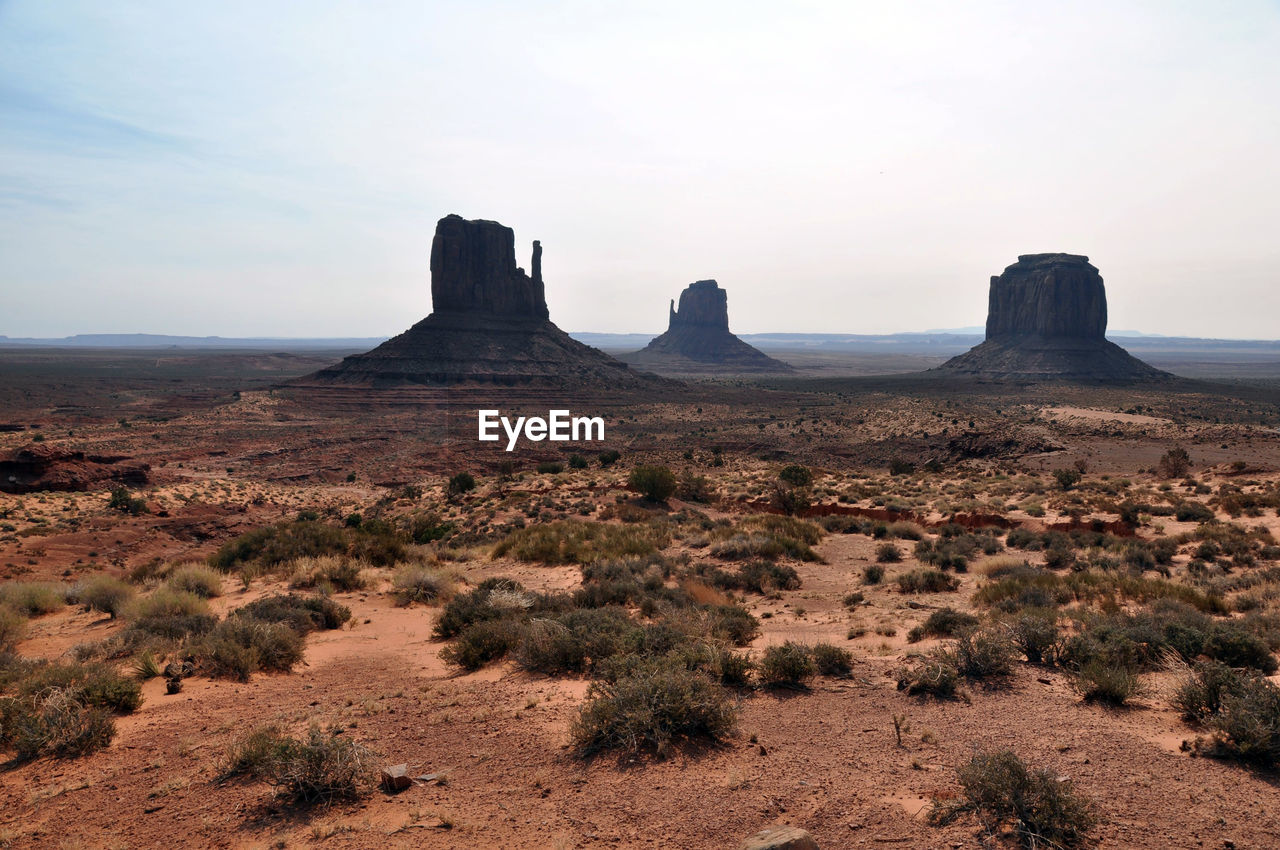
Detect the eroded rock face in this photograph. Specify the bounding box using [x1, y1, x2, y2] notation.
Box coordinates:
[298, 214, 669, 391]
[429, 214, 548, 320]
[622, 280, 792, 374]
[939, 253, 1169, 382]
[668, 279, 730, 329]
[0, 444, 150, 494]
[986, 254, 1106, 340]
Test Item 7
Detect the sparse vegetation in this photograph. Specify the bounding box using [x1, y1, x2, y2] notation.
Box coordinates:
[758, 641, 817, 688]
[571, 658, 736, 757]
[108, 486, 148, 516]
[629, 465, 677, 502]
[390, 564, 456, 605]
[897, 569, 960, 594]
[494, 520, 666, 564]
[929, 750, 1095, 848]
[447, 471, 476, 496]
[222, 725, 378, 804]
[77, 575, 135, 619]
[165, 564, 224, 598]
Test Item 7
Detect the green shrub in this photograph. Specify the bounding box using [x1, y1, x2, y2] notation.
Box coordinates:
[208, 521, 349, 571]
[734, 561, 801, 594]
[929, 750, 1095, 848]
[887, 521, 925, 540]
[974, 568, 1227, 615]
[10, 660, 142, 714]
[907, 607, 978, 643]
[889, 458, 915, 475]
[346, 526, 407, 568]
[0, 581, 68, 616]
[1159, 447, 1192, 479]
[677, 471, 715, 503]
[165, 564, 224, 598]
[569, 454, 589, 469]
[770, 482, 811, 517]
[1073, 659, 1143, 705]
[203, 618, 305, 679]
[1053, 469, 1082, 491]
[571, 660, 736, 756]
[1205, 627, 1278, 674]
[876, 542, 903, 563]
[407, 512, 453, 544]
[946, 629, 1015, 680]
[447, 472, 476, 496]
[1007, 609, 1060, 664]
[707, 605, 759, 646]
[440, 619, 522, 670]
[230, 594, 351, 635]
[758, 642, 817, 688]
[1174, 660, 1244, 722]
[897, 569, 959, 594]
[598, 449, 622, 467]
[778, 465, 813, 487]
[433, 579, 528, 639]
[194, 635, 258, 681]
[629, 466, 677, 502]
[222, 725, 290, 780]
[863, 564, 885, 585]
[812, 642, 853, 676]
[1205, 676, 1280, 768]
[108, 486, 148, 516]
[514, 608, 641, 675]
[709, 516, 822, 563]
[1175, 501, 1215, 522]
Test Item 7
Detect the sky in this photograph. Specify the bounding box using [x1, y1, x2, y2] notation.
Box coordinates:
[2, 1, 1279, 339]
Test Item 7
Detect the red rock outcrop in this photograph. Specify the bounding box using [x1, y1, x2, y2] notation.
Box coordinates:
[0, 443, 150, 494]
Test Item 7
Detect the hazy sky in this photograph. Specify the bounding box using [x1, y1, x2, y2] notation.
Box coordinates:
[2, 1, 1279, 338]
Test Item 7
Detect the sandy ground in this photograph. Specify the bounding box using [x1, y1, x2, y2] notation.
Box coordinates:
[4, 350, 1280, 848]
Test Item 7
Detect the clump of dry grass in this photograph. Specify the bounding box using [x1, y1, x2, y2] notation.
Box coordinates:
[390, 564, 458, 605]
[165, 563, 224, 598]
[929, 749, 1096, 848]
[222, 725, 378, 804]
[287, 555, 368, 592]
[0, 581, 69, 616]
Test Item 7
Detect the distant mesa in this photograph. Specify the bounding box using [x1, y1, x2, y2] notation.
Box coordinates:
[938, 253, 1170, 381]
[296, 215, 668, 390]
[620, 280, 793, 374]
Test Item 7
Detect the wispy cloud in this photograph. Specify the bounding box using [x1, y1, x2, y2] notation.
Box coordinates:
[0, 0, 1278, 338]
[0, 83, 188, 157]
